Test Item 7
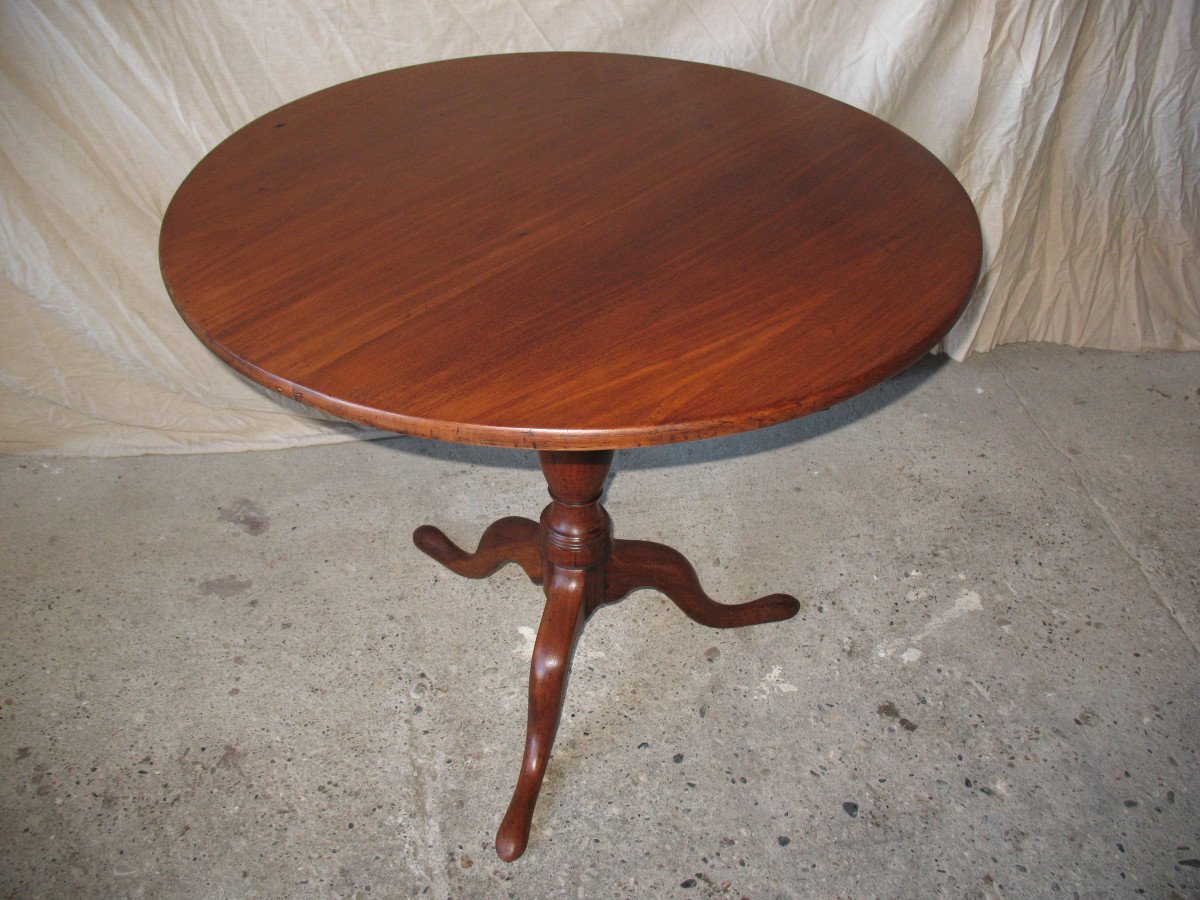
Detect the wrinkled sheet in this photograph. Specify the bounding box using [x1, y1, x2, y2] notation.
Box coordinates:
[2, 0, 1196, 456]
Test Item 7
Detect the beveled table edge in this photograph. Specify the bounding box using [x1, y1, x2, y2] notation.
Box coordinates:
[160, 51, 984, 450]
[165, 265, 980, 451]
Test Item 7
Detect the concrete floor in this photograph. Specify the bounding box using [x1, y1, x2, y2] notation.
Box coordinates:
[1, 343, 1198, 898]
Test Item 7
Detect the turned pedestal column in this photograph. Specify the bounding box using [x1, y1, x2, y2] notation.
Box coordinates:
[413, 450, 800, 860]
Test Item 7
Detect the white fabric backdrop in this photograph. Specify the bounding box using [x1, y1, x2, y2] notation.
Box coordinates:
[2, 0, 1197, 455]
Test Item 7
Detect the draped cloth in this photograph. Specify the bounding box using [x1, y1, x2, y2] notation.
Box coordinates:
[2, 1, 1196, 455]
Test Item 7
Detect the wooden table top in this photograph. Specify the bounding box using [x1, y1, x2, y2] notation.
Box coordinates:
[161, 52, 981, 450]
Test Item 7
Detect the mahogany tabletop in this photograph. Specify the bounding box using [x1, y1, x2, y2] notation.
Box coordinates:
[161, 52, 981, 450]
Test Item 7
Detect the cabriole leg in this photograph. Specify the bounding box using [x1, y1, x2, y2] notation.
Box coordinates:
[494, 450, 613, 861]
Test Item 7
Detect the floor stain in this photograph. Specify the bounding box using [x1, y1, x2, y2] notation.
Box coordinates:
[218, 499, 269, 536]
[877, 700, 918, 731]
[218, 744, 246, 775]
[200, 575, 252, 598]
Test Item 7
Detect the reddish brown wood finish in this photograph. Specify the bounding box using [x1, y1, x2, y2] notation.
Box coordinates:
[414, 450, 800, 860]
[161, 52, 983, 863]
[607, 539, 800, 626]
[413, 517, 542, 583]
[160, 52, 982, 451]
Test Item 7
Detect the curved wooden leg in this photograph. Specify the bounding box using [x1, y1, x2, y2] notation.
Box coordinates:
[413, 516, 542, 583]
[495, 450, 613, 861]
[494, 566, 588, 861]
[415, 449, 801, 862]
[605, 538, 800, 627]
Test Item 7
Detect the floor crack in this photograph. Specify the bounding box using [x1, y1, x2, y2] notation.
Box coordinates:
[405, 672, 451, 896]
[989, 354, 1200, 658]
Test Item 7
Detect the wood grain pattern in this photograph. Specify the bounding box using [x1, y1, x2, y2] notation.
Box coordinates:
[160, 52, 981, 450]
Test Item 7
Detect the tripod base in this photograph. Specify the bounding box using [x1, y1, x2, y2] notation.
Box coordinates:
[413, 450, 799, 861]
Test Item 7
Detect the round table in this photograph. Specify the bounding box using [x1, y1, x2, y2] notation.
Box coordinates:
[160, 52, 981, 861]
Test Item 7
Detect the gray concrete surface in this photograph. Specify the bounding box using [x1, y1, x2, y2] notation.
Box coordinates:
[1, 343, 1198, 898]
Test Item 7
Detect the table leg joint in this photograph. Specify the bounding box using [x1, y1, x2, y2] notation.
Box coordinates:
[415, 449, 798, 861]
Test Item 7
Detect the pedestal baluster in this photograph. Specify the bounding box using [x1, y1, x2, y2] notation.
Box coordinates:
[413, 449, 799, 860]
